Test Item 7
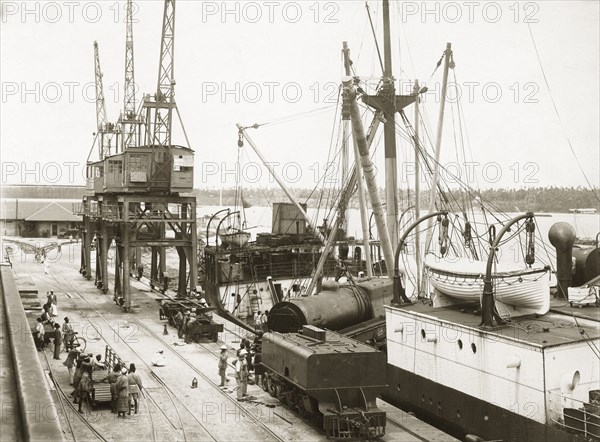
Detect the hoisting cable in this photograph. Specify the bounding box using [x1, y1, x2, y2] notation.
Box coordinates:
[365, 2, 385, 75]
[527, 23, 600, 204]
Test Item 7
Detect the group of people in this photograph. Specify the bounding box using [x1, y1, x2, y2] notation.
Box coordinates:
[107, 362, 144, 418]
[34, 291, 76, 360]
[172, 299, 210, 344]
[64, 349, 143, 417]
[252, 310, 269, 332]
[220, 334, 264, 401]
[65, 351, 106, 414]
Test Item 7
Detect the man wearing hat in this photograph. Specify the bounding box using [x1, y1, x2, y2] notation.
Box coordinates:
[62, 317, 75, 351]
[199, 298, 209, 309]
[63, 347, 81, 385]
[218, 345, 229, 387]
[234, 350, 249, 400]
[115, 367, 130, 418]
[185, 312, 197, 344]
[180, 310, 191, 340]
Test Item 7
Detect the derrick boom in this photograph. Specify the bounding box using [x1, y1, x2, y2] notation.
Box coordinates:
[145, 0, 176, 147]
[122, 0, 139, 150]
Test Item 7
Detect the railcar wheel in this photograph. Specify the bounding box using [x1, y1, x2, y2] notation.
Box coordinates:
[297, 398, 309, 419]
[266, 376, 276, 397]
[274, 384, 286, 404]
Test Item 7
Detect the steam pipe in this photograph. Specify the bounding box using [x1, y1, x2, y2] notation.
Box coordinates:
[393, 211, 447, 304]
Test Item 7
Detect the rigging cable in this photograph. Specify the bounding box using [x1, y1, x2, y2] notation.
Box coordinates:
[365, 1, 385, 75]
[527, 23, 600, 204]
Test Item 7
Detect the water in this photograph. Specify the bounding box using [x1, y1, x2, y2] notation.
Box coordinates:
[199, 205, 599, 244]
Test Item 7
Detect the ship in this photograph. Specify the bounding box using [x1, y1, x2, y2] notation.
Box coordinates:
[263, 1, 600, 440]
[201, 202, 336, 323]
[383, 217, 600, 441]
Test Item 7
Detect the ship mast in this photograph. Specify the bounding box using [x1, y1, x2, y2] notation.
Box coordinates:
[423, 43, 453, 259]
[342, 42, 373, 277]
[363, 0, 416, 248]
[345, 78, 395, 275]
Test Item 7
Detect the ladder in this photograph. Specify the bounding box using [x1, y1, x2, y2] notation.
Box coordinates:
[249, 285, 261, 315]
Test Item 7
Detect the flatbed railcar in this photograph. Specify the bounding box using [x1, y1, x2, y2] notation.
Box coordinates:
[261, 325, 387, 439]
[160, 300, 223, 342]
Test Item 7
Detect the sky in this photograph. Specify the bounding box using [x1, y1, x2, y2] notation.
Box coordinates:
[1, 0, 598, 192]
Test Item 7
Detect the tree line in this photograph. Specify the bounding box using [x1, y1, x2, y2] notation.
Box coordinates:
[193, 186, 599, 213]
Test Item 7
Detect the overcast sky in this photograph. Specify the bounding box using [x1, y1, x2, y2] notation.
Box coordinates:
[1, 0, 598, 192]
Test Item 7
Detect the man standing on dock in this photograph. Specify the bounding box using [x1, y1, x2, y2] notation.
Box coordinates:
[35, 318, 45, 351]
[218, 345, 228, 387]
[116, 367, 130, 418]
[180, 310, 190, 340]
[62, 317, 74, 351]
[52, 323, 62, 359]
[234, 349, 249, 401]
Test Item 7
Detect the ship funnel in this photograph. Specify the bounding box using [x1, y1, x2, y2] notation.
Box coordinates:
[548, 222, 576, 299]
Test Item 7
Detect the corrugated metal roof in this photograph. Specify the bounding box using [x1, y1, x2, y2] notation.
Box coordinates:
[1, 184, 85, 199]
[1, 199, 80, 221]
[25, 202, 81, 222]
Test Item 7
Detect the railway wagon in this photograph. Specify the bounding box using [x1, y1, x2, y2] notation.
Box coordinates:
[261, 325, 387, 438]
[160, 300, 223, 342]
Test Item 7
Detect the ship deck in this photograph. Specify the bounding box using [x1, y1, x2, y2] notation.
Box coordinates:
[390, 298, 600, 348]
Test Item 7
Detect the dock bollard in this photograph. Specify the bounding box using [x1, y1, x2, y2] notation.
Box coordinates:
[191, 378, 198, 389]
[163, 324, 168, 335]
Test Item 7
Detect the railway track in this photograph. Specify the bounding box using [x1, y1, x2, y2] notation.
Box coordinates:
[49, 270, 284, 442]
[386, 416, 432, 442]
[133, 318, 286, 442]
[40, 350, 108, 442]
[134, 276, 253, 344]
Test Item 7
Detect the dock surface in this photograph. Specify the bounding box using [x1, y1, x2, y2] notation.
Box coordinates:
[2, 241, 458, 441]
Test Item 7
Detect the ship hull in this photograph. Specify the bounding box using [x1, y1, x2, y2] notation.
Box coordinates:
[383, 365, 585, 442]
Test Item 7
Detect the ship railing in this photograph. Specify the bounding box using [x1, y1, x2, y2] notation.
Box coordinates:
[547, 389, 600, 439]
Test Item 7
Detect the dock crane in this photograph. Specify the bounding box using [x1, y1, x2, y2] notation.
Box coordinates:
[142, 0, 176, 148]
[81, 0, 197, 311]
[92, 41, 119, 160]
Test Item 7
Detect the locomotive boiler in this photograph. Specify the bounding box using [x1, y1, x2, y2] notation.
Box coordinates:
[261, 325, 387, 438]
[268, 278, 392, 333]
